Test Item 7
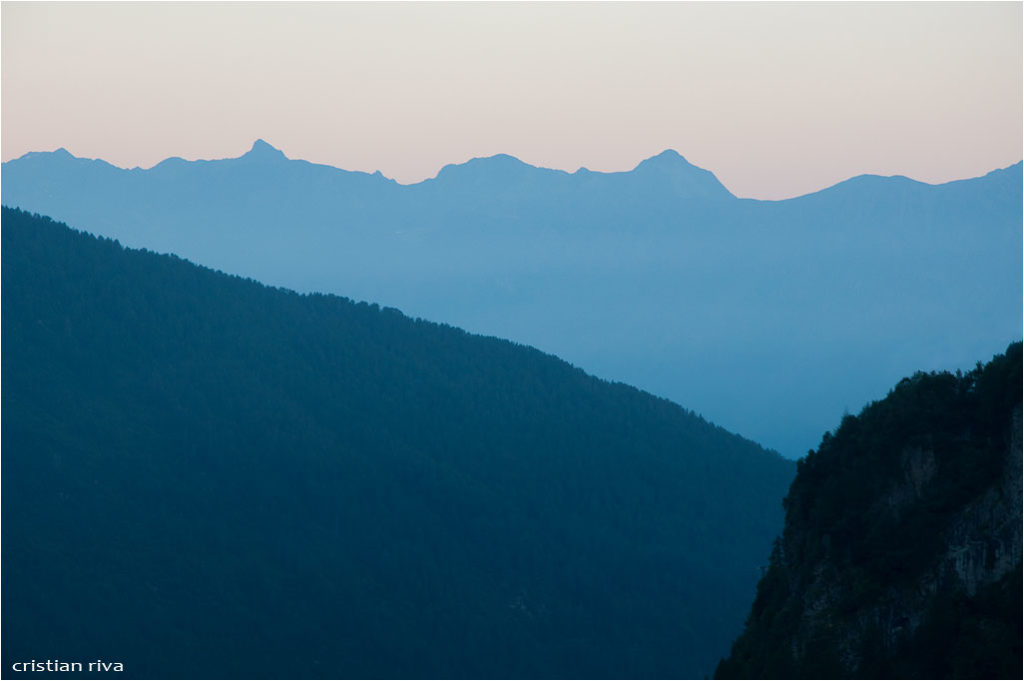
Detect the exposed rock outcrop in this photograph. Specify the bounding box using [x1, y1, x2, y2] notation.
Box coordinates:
[717, 343, 1022, 679]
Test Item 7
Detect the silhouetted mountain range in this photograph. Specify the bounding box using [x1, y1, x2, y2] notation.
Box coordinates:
[1, 207, 794, 679]
[3, 142, 1020, 456]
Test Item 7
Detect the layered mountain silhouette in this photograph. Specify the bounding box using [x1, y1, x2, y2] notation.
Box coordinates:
[2, 207, 794, 679]
[716, 342, 1022, 678]
[3, 142, 1020, 456]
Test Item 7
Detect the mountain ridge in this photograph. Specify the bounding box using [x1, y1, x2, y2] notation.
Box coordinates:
[7, 141, 1019, 199]
[2, 144, 1018, 458]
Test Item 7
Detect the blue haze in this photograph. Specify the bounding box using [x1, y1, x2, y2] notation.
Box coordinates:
[3, 140, 1021, 457]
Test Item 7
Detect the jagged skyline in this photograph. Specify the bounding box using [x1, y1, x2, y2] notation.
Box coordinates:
[12, 137, 1021, 201]
[5, 137, 1019, 458]
[2, 2, 1021, 200]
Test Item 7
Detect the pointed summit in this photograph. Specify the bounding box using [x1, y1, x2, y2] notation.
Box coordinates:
[634, 149, 692, 169]
[631, 149, 734, 200]
[243, 139, 287, 162]
[19, 147, 75, 161]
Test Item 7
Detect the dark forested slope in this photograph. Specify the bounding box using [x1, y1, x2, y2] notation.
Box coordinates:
[1, 207, 794, 679]
[716, 343, 1022, 679]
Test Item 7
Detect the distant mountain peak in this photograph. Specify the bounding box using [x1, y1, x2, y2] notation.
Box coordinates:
[433, 153, 537, 182]
[632, 149, 734, 199]
[453, 153, 531, 170]
[243, 139, 287, 162]
[13, 147, 76, 163]
[636, 149, 692, 168]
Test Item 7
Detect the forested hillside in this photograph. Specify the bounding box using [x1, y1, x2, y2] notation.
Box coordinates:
[716, 343, 1022, 679]
[1, 207, 794, 679]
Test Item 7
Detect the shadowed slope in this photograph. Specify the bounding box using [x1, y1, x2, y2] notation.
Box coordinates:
[716, 343, 1022, 679]
[1, 208, 794, 679]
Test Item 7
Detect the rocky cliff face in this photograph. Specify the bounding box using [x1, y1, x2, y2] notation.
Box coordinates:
[716, 343, 1022, 679]
[941, 408, 1021, 596]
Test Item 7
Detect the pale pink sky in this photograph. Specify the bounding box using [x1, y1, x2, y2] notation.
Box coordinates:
[2, 2, 1021, 199]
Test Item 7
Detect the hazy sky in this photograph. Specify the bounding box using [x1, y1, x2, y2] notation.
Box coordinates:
[2, 1, 1021, 199]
